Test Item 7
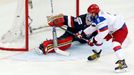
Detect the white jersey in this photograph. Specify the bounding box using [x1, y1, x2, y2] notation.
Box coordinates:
[84, 11, 125, 44]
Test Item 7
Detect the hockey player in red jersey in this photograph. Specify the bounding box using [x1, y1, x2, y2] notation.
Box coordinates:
[83, 4, 128, 72]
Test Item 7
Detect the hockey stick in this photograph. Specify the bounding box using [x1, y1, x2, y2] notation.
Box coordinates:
[59, 27, 103, 47]
[50, 0, 70, 56]
[31, 25, 67, 32]
[31, 26, 49, 31]
[59, 27, 89, 42]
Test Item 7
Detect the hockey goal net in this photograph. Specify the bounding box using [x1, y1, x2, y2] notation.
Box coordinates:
[0, 0, 80, 51]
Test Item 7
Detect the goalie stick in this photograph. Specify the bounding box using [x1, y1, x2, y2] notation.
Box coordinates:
[50, 0, 70, 56]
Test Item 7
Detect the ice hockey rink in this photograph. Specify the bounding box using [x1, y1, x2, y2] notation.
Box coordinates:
[0, 0, 134, 75]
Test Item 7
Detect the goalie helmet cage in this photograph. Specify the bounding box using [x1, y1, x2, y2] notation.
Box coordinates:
[0, 0, 80, 51]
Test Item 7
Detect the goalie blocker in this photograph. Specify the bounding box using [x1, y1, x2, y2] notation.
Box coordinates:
[39, 36, 73, 55]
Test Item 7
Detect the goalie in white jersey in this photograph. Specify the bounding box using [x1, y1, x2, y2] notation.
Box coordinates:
[84, 4, 128, 71]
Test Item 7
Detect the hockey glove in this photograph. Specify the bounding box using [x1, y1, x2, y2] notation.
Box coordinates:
[48, 18, 64, 27]
[75, 30, 90, 40]
[47, 14, 64, 27]
[75, 32, 83, 39]
[87, 40, 94, 46]
[87, 38, 103, 47]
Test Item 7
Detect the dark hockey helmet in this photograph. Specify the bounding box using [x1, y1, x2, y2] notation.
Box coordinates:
[87, 4, 100, 14]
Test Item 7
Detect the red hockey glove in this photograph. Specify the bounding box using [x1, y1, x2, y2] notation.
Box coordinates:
[48, 18, 64, 27]
[104, 34, 112, 41]
[87, 38, 103, 47]
[75, 32, 83, 39]
[47, 14, 64, 27]
[87, 40, 94, 46]
[92, 38, 103, 46]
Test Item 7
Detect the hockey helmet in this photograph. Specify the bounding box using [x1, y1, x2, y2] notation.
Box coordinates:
[87, 4, 100, 14]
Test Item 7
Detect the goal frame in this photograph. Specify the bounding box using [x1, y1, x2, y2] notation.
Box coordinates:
[0, 0, 80, 51]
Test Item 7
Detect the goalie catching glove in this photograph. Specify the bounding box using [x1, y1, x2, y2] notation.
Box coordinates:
[47, 13, 64, 27]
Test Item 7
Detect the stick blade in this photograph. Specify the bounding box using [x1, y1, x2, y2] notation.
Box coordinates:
[54, 48, 70, 56]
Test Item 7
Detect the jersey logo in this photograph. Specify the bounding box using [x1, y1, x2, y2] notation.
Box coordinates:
[74, 17, 83, 25]
[99, 25, 108, 32]
[92, 16, 106, 25]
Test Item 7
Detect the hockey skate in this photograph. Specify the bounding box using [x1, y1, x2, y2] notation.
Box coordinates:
[33, 44, 44, 55]
[115, 59, 128, 72]
[33, 48, 44, 55]
[87, 49, 102, 61]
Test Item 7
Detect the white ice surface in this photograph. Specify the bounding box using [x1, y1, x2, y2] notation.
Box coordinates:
[0, 0, 134, 75]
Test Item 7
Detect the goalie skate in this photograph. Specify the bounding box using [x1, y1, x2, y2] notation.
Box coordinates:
[33, 47, 44, 55]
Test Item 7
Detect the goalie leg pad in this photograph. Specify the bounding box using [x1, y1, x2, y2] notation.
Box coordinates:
[40, 36, 73, 54]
